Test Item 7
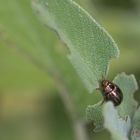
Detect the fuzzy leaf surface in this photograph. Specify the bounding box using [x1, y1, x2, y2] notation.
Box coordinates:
[103, 102, 131, 140]
[131, 106, 140, 140]
[32, 0, 119, 92]
[86, 101, 103, 132]
[113, 73, 138, 118]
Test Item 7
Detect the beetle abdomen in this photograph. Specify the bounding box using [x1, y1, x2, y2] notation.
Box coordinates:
[101, 80, 123, 106]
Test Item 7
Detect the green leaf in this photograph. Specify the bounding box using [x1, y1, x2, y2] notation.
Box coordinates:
[0, 0, 100, 120]
[32, 0, 119, 92]
[113, 73, 138, 118]
[86, 73, 138, 132]
[131, 106, 140, 140]
[86, 101, 103, 132]
[103, 102, 131, 140]
[0, 0, 98, 139]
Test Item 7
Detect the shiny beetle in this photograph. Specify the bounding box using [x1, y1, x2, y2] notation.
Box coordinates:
[100, 79, 123, 106]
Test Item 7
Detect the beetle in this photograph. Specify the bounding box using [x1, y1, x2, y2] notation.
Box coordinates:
[98, 79, 123, 106]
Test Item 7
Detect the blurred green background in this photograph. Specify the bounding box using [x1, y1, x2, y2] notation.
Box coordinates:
[0, 0, 140, 140]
